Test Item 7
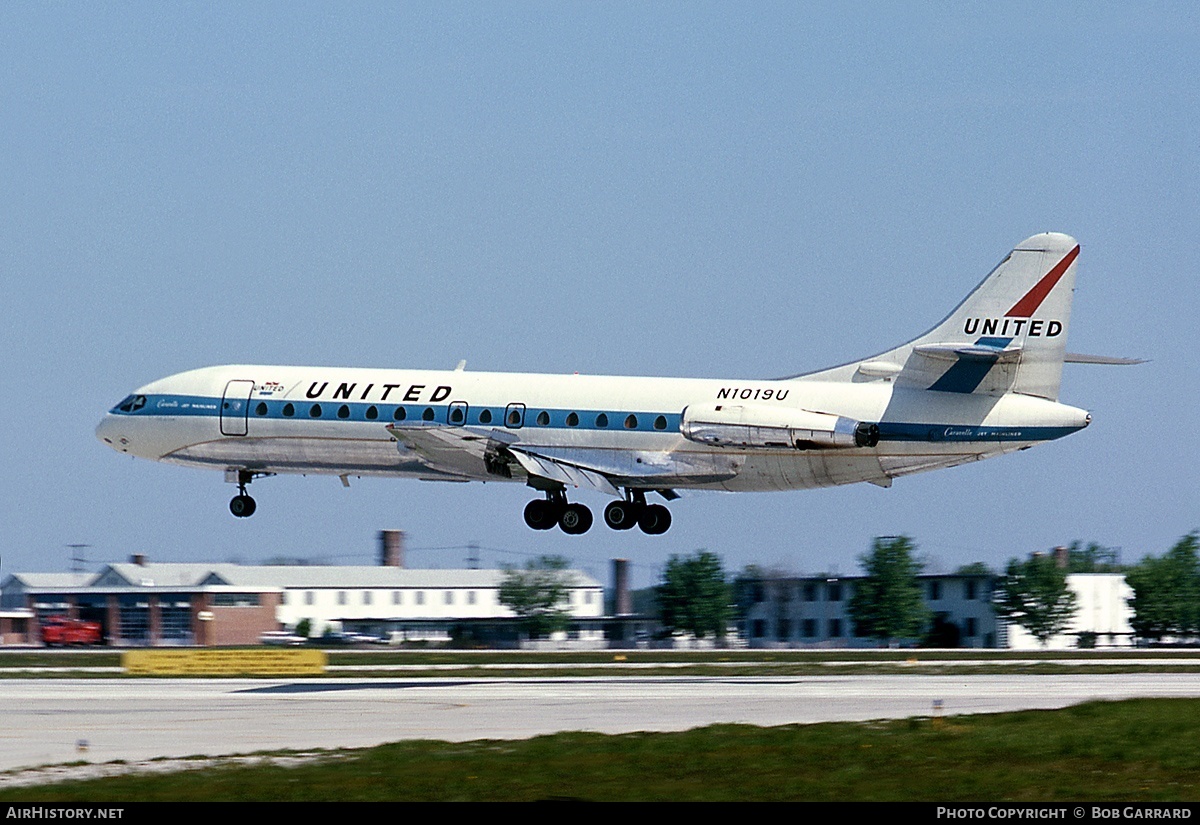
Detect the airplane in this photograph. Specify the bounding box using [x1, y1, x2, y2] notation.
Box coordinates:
[97, 232, 1134, 535]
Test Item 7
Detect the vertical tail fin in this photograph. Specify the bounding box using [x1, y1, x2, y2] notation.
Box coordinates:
[799, 233, 1080, 400]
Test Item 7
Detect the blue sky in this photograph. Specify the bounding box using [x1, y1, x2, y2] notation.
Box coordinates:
[2, 3, 1196, 590]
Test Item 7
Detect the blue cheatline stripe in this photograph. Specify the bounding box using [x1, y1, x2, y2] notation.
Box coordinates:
[111, 395, 683, 433]
[110, 395, 1083, 443]
[876, 423, 1081, 442]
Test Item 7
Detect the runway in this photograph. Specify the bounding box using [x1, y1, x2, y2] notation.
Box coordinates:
[3, 674, 1199, 771]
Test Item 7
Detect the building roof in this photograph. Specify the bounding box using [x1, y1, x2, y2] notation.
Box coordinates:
[9, 563, 602, 592]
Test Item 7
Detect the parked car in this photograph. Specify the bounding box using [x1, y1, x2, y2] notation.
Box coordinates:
[42, 616, 102, 646]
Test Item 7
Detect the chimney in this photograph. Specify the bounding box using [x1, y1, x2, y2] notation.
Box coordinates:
[379, 530, 405, 568]
[1053, 546, 1069, 569]
[612, 558, 631, 616]
[130, 554, 146, 566]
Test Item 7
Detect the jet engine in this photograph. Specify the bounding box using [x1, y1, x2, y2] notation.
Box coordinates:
[680, 403, 879, 449]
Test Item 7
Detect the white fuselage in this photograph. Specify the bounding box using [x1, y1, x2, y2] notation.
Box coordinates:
[96, 363, 1090, 494]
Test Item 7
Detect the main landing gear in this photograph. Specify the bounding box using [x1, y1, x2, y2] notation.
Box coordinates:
[603, 490, 671, 535]
[229, 469, 258, 518]
[522, 489, 671, 535]
[523, 491, 593, 535]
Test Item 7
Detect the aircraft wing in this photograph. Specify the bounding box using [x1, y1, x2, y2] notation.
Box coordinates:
[385, 422, 738, 495]
[506, 449, 622, 497]
[510, 445, 741, 492]
[385, 423, 492, 479]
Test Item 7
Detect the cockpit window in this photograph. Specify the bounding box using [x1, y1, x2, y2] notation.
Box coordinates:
[114, 395, 147, 413]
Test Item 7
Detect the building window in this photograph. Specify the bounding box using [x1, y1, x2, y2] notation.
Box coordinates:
[929, 580, 941, 601]
[753, 619, 766, 638]
[363, 591, 372, 605]
[416, 591, 425, 605]
[280, 591, 288, 605]
[802, 619, 817, 638]
[803, 583, 817, 601]
[393, 591, 402, 605]
[828, 583, 842, 601]
[305, 591, 314, 606]
[468, 591, 476, 605]
[829, 618, 842, 637]
[965, 617, 977, 637]
[212, 593, 260, 607]
[444, 591, 454, 605]
[966, 580, 977, 600]
[338, 591, 346, 606]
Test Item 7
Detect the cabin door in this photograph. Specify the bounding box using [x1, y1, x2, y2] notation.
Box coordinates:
[220, 380, 255, 436]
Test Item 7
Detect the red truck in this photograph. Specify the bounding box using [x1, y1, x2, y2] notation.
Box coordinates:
[41, 616, 102, 646]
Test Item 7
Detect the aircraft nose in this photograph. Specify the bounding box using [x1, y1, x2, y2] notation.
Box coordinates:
[95, 414, 131, 453]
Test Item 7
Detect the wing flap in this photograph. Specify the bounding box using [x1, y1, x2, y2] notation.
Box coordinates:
[508, 450, 621, 497]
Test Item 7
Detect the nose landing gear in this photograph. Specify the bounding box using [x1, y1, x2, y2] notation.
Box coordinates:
[227, 469, 268, 518]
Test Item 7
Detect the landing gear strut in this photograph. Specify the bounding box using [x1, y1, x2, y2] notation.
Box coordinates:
[229, 470, 257, 518]
[522, 490, 593, 534]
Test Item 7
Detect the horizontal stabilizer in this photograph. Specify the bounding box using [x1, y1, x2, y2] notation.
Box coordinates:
[1064, 353, 1147, 365]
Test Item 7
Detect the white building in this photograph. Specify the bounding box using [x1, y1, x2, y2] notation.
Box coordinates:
[1002, 573, 1134, 649]
[3, 560, 605, 647]
[741, 570, 1137, 649]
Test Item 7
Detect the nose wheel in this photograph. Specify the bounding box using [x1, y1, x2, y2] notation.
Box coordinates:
[228, 469, 262, 518]
[230, 494, 257, 518]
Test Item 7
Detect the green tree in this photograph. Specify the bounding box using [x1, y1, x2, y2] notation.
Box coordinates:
[498, 555, 577, 639]
[1066, 541, 1124, 573]
[656, 550, 732, 639]
[995, 553, 1078, 646]
[848, 536, 930, 644]
[1126, 533, 1200, 641]
[294, 617, 312, 638]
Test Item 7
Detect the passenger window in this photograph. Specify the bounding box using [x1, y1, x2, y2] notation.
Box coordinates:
[536, 411, 550, 426]
[654, 415, 667, 430]
[422, 407, 435, 421]
[393, 407, 407, 421]
[566, 412, 579, 427]
[479, 409, 493, 424]
[255, 403, 268, 416]
[596, 413, 609, 428]
[310, 404, 322, 418]
[337, 405, 350, 419]
[366, 406, 378, 420]
[625, 414, 638, 429]
[450, 406, 464, 424]
[282, 403, 295, 417]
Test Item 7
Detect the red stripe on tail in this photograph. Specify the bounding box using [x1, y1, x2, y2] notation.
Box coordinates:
[1006, 244, 1079, 317]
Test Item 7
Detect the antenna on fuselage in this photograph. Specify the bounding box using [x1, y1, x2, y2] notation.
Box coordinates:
[454, 360, 467, 371]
